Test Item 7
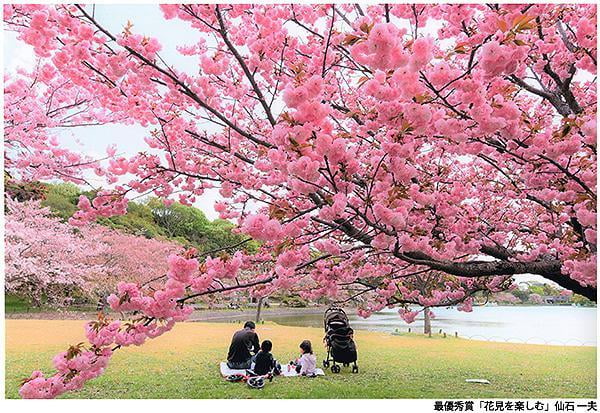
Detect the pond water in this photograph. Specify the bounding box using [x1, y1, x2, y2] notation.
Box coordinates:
[260, 306, 597, 346]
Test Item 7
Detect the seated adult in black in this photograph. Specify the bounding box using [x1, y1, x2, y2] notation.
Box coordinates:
[251, 340, 280, 376]
[227, 321, 259, 369]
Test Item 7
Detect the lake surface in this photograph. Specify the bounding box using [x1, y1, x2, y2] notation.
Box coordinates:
[260, 306, 597, 346]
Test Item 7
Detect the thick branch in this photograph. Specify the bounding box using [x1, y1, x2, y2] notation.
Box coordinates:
[395, 250, 596, 301]
[307, 193, 596, 301]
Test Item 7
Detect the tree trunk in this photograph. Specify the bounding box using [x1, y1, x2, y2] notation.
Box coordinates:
[255, 297, 263, 323]
[423, 307, 431, 335]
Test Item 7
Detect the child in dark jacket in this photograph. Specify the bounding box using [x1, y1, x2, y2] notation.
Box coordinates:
[251, 340, 280, 376]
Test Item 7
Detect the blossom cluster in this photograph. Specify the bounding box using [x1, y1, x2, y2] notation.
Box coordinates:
[19, 253, 199, 398]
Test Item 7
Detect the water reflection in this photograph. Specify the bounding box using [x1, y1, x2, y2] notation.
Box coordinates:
[256, 306, 597, 346]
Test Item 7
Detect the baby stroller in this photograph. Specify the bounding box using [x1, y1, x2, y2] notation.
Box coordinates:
[323, 307, 358, 373]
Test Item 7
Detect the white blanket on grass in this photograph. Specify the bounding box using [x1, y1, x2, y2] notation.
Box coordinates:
[219, 361, 324, 377]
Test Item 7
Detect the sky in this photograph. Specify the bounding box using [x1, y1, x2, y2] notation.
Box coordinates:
[3, 4, 557, 285]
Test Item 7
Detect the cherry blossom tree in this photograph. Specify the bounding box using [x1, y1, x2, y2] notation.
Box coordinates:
[5, 198, 183, 306]
[3, 3, 596, 398]
[494, 291, 521, 304]
[529, 293, 544, 304]
[6, 198, 108, 306]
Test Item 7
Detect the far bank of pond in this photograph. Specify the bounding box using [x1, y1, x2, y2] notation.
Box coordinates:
[6, 302, 596, 347]
[195, 305, 597, 347]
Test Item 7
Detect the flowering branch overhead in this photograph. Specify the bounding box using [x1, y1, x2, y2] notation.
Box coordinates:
[4, 3, 596, 398]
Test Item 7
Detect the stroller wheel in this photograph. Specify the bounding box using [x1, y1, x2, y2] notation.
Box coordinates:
[323, 360, 330, 368]
[343, 363, 349, 367]
[331, 364, 341, 374]
[352, 365, 359, 374]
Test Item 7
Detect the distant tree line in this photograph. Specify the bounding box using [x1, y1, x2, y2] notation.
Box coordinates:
[5, 177, 260, 308]
[492, 282, 595, 307]
[6, 177, 259, 255]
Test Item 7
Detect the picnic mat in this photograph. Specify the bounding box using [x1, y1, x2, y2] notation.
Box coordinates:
[219, 361, 325, 377]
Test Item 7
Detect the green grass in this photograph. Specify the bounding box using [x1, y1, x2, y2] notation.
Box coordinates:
[5, 294, 97, 314]
[5, 295, 33, 313]
[5, 320, 597, 399]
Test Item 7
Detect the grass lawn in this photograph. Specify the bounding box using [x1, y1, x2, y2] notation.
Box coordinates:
[5, 295, 34, 313]
[5, 295, 97, 314]
[5, 319, 597, 399]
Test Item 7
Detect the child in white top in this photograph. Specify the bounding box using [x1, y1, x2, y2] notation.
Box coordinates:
[295, 339, 317, 376]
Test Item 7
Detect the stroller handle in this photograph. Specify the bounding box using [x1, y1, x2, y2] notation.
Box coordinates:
[323, 306, 348, 329]
[324, 306, 347, 315]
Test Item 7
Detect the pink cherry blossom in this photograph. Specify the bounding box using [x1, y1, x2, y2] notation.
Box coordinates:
[4, 3, 597, 398]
